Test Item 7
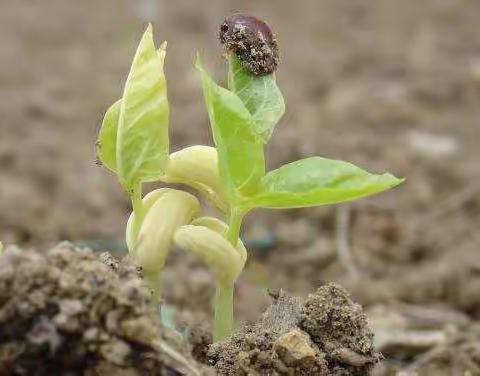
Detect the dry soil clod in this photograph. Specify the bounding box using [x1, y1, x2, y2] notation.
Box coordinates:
[0, 243, 208, 375]
[208, 283, 381, 375]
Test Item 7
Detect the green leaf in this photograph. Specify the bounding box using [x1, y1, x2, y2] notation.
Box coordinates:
[116, 24, 169, 191]
[249, 157, 403, 209]
[97, 99, 121, 172]
[195, 55, 265, 199]
[228, 56, 284, 142]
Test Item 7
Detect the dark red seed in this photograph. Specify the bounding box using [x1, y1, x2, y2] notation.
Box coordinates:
[219, 14, 279, 75]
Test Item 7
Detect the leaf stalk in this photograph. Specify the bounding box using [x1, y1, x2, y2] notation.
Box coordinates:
[226, 207, 245, 246]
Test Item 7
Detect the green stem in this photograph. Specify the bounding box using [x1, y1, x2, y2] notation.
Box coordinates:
[144, 270, 162, 304]
[213, 281, 234, 341]
[211, 207, 246, 341]
[226, 207, 245, 246]
[131, 182, 144, 244]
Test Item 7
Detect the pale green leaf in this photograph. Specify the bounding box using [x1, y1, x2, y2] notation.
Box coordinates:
[228, 56, 284, 142]
[195, 55, 265, 199]
[249, 157, 403, 209]
[117, 25, 169, 191]
[96, 99, 121, 172]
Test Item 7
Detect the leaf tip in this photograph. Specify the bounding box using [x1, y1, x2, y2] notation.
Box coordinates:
[145, 23, 153, 35]
[382, 173, 405, 189]
[395, 176, 406, 186]
[194, 52, 203, 70]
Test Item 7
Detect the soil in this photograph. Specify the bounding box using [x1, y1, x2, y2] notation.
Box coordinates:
[0, 243, 209, 375]
[1, 0, 480, 374]
[209, 284, 380, 375]
[0, 244, 382, 375]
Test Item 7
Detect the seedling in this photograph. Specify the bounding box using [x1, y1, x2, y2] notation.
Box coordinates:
[96, 16, 403, 341]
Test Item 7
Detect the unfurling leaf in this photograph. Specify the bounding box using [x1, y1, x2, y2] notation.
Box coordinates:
[196, 56, 265, 200]
[228, 56, 284, 142]
[249, 157, 403, 209]
[97, 25, 170, 192]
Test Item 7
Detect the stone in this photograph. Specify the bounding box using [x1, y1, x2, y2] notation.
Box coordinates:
[273, 329, 316, 366]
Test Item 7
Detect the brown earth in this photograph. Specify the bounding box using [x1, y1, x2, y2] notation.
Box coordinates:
[0, 244, 383, 375]
[1, 0, 480, 374]
[0, 243, 210, 375]
[209, 284, 380, 375]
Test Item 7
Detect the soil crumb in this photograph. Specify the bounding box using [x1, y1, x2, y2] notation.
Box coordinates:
[0, 242, 206, 375]
[209, 283, 380, 375]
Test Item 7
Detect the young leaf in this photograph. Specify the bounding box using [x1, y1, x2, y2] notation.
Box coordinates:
[116, 25, 169, 191]
[195, 56, 265, 199]
[228, 56, 284, 142]
[249, 157, 403, 209]
[97, 99, 121, 172]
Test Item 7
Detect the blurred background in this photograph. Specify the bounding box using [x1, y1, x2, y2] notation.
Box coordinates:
[1, 0, 480, 372]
